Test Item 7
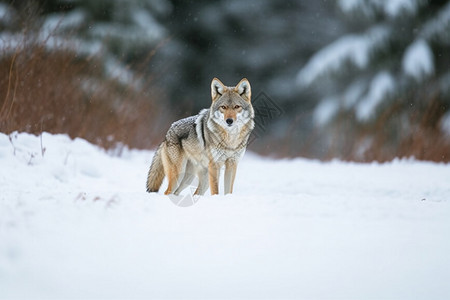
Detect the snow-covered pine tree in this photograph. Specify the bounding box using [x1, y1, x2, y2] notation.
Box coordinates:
[296, 0, 450, 161]
[0, 0, 170, 85]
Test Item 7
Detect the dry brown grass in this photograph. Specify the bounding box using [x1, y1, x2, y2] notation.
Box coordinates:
[267, 88, 450, 162]
[341, 91, 450, 162]
[0, 40, 171, 151]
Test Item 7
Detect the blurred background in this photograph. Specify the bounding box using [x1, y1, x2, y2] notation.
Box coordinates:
[1, 0, 449, 161]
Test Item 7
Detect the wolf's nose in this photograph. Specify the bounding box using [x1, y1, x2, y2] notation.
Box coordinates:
[226, 118, 234, 125]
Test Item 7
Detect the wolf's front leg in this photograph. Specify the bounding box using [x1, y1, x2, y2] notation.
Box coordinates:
[208, 162, 220, 195]
[224, 159, 237, 194]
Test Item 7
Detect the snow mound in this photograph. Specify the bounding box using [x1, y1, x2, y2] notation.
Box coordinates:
[1, 132, 450, 299]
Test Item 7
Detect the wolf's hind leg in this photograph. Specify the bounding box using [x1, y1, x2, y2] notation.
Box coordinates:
[162, 147, 185, 195]
[164, 168, 180, 195]
[194, 168, 209, 195]
[174, 161, 195, 195]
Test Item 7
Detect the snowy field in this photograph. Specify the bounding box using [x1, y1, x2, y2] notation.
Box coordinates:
[1, 132, 450, 299]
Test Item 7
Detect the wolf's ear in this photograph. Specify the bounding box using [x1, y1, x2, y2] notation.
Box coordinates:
[211, 78, 226, 102]
[235, 78, 251, 102]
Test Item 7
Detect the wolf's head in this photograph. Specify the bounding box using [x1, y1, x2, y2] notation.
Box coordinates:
[210, 78, 254, 130]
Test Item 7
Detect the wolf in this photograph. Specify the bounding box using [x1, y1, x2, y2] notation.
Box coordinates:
[146, 77, 254, 195]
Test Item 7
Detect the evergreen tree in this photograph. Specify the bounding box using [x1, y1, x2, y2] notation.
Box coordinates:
[0, 0, 170, 84]
[296, 0, 450, 161]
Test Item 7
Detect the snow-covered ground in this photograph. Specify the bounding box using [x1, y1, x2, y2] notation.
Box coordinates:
[1, 132, 449, 299]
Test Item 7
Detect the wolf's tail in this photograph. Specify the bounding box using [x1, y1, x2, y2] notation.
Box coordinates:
[146, 143, 165, 193]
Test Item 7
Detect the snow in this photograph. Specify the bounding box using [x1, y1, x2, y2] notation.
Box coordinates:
[338, 0, 422, 18]
[1, 132, 450, 299]
[356, 71, 395, 121]
[0, 33, 22, 55]
[131, 9, 167, 39]
[313, 97, 339, 126]
[338, 0, 360, 13]
[296, 26, 390, 87]
[402, 39, 434, 80]
[343, 79, 367, 109]
[384, 0, 420, 17]
[42, 10, 86, 36]
[422, 2, 450, 42]
[0, 3, 15, 25]
[104, 55, 139, 87]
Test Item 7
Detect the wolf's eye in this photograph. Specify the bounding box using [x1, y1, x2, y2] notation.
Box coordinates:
[234, 105, 241, 109]
[220, 105, 227, 109]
